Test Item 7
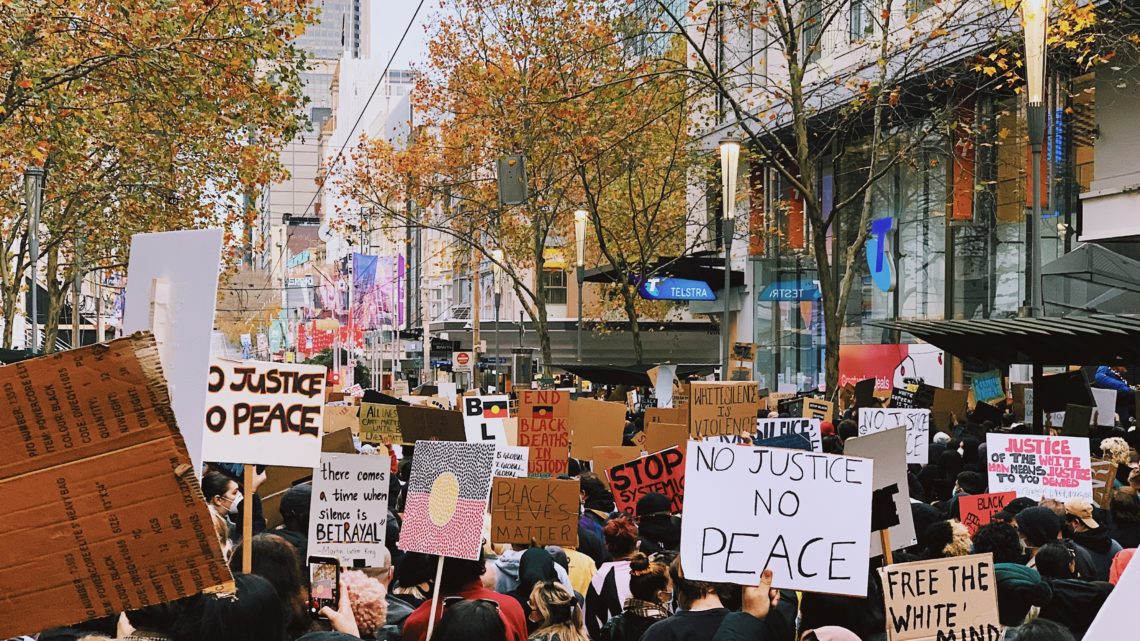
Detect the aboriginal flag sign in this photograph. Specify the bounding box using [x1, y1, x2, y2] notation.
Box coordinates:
[399, 441, 496, 560]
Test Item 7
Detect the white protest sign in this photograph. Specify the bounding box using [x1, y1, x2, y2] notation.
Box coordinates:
[1084, 541, 1140, 637]
[202, 359, 327, 467]
[493, 445, 530, 478]
[650, 364, 677, 409]
[123, 229, 224, 472]
[756, 418, 822, 452]
[1091, 387, 1117, 427]
[986, 434, 1092, 501]
[462, 395, 510, 443]
[680, 442, 874, 595]
[843, 428, 918, 557]
[858, 408, 930, 464]
[307, 453, 389, 567]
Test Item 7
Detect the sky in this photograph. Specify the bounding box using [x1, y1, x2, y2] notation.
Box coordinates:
[371, 1, 433, 70]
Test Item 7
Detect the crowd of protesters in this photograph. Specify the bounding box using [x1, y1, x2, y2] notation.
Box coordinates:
[16, 389, 1139, 641]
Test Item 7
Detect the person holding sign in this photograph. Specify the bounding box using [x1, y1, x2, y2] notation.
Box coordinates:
[401, 553, 528, 641]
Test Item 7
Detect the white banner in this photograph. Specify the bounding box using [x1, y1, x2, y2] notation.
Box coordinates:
[493, 445, 530, 478]
[307, 453, 390, 567]
[680, 442, 873, 596]
[858, 408, 930, 464]
[463, 395, 510, 443]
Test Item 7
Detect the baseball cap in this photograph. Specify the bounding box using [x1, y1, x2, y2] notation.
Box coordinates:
[1063, 498, 1099, 529]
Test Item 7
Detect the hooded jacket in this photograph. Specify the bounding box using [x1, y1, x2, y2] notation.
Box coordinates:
[1037, 577, 1114, 638]
[1069, 528, 1123, 581]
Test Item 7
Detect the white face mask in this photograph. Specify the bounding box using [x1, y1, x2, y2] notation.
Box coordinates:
[221, 491, 243, 515]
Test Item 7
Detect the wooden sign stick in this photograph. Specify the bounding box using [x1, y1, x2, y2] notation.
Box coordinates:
[880, 529, 894, 566]
[242, 465, 254, 574]
[425, 555, 446, 641]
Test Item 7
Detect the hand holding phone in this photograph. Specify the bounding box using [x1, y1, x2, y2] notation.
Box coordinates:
[307, 556, 340, 619]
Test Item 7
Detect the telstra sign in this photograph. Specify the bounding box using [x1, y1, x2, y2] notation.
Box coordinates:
[866, 217, 897, 293]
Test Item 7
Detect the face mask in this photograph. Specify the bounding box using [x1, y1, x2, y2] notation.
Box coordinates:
[225, 491, 243, 515]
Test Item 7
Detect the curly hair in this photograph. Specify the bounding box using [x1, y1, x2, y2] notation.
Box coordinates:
[603, 515, 639, 559]
[1100, 437, 1131, 466]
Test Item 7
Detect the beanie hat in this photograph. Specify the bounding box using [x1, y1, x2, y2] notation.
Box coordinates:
[933, 432, 952, 445]
[820, 421, 836, 438]
[994, 563, 1052, 626]
[636, 492, 672, 517]
[279, 483, 312, 517]
[1005, 496, 1038, 517]
[1016, 507, 1061, 547]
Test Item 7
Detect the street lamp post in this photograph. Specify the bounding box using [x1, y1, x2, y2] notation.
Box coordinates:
[24, 167, 44, 353]
[1022, 0, 1049, 318]
[719, 138, 740, 380]
[492, 249, 504, 391]
[574, 210, 587, 364]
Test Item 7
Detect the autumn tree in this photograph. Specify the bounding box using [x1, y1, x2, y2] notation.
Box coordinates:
[0, 0, 313, 349]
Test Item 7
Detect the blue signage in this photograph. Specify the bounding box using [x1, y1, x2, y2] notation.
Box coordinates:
[637, 276, 715, 301]
[759, 280, 822, 302]
[866, 217, 897, 293]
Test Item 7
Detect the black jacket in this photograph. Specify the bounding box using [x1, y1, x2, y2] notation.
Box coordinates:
[711, 590, 799, 641]
[599, 612, 664, 641]
[1038, 578, 1114, 639]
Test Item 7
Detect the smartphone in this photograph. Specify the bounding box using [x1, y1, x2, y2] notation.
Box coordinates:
[307, 556, 340, 619]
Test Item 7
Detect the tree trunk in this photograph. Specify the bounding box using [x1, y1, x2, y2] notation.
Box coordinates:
[0, 236, 27, 349]
[620, 284, 644, 364]
[42, 245, 63, 353]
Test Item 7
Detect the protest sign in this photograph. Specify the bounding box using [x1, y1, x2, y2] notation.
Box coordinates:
[689, 381, 762, 438]
[648, 364, 677, 408]
[0, 335, 231, 638]
[645, 422, 688, 455]
[802, 398, 834, 423]
[396, 405, 466, 443]
[1061, 404, 1093, 437]
[261, 429, 359, 530]
[879, 554, 1000, 641]
[493, 445, 530, 478]
[462, 395, 510, 443]
[518, 390, 570, 475]
[1091, 458, 1117, 509]
[756, 433, 813, 450]
[392, 380, 410, 397]
[592, 446, 643, 487]
[1091, 387, 1117, 427]
[123, 229, 224, 473]
[1084, 538, 1140, 637]
[931, 389, 968, 432]
[359, 403, 401, 443]
[646, 406, 688, 426]
[568, 398, 626, 459]
[607, 447, 685, 516]
[854, 378, 877, 407]
[324, 405, 360, 435]
[843, 429, 918, 557]
[913, 384, 937, 409]
[490, 477, 579, 547]
[680, 442, 873, 595]
[971, 370, 1005, 405]
[858, 408, 930, 464]
[203, 360, 327, 468]
[958, 492, 1016, 537]
[986, 434, 1093, 501]
[755, 418, 822, 452]
[890, 388, 916, 409]
[399, 441, 496, 560]
[307, 453, 389, 567]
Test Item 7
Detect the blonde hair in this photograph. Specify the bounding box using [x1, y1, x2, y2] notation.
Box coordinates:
[529, 581, 588, 641]
[1100, 437, 1132, 466]
[944, 520, 973, 557]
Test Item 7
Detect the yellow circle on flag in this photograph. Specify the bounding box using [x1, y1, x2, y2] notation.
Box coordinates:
[429, 472, 460, 526]
[489, 404, 501, 416]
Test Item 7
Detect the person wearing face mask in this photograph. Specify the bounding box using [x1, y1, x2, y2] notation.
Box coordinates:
[202, 470, 241, 560]
[599, 552, 671, 641]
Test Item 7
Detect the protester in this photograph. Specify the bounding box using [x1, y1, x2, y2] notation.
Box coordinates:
[635, 493, 680, 554]
[527, 580, 589, 641]
[585, 516, 639, 638]
[1011, 619, 1076, 641]
[341, 570, 388, 640]
[275, 483, 313, 554]
[392, 552, 436, 609]
[1108, 489, 1140, 548]
[508, 548, 562, 628]
[579, 473, 615, 565]
[598, 552, 670, 641]
[1033, 542, 1114, 638]
[369, 547, 414, 640]
[170, 574, 291, 641]
[432, 599, 509, 641]
[993, 563, 1052, 640]
[972, 522, 1027, 564]
[229, 534, 310, 639]
[1109, 548, 1135, 584]
[547, 545, 597, 597]
[1062, 497, 1122, 581]
[639, 557, 730, 641]
[917, 520, 971, 559]
[201, 470, 240, 559]
[401, 554, 527, 641]
[797, 576, 886, 640]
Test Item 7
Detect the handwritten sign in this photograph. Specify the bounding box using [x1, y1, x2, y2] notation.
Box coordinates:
[607, 447, 685, 516]
[462, 395, 510, 443]
[491, 477, 579, 547]
[689, 381, 762, 438]
[880, 554, 1000, 641]
[972, 370, 1005, 405]
[359, 403, 400, 443]
[203, 360, 326, 467]
[493, 445, 530, 478]
[802, 398, 834, 423]
[959, 492, 1016, 537]
[858, 408, 930, 464]
[1091, 458, 1117, 509]
[890, 388, 916, 409]
[307, 453, 389, 567]
[986, 434, 1092, 501]
[518, 390, 570, 475]
[756, 418, 822, 452]
[680, 442, 873, 595]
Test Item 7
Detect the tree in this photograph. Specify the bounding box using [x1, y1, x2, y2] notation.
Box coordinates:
[0, 0, 313, 349]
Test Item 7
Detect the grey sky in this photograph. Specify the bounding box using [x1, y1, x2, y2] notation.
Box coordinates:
[371, 1, 433, 70]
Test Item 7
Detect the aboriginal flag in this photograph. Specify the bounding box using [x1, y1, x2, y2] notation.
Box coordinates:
[531, 405, 555, 418]
[398, 441, 496, 560]
[483, 402, 507, 419]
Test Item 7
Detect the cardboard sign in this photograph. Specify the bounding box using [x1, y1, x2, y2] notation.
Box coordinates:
[732, 342, 756, 360]
[462, 395, 510, 443]
[680, 442, 873, 595]
[645, 422, 688, 455]
[518, 390, 570, 475]
[396, 405, 466, 443]
[843, 429, 918, 557]
[592, 446, 642, 485]
[307, 453, 389, 567]
[324, 405, 360, 435]
[490, 477, 579, 547]
[1062, 404, 1093, 436]
[913, 383, 937, 409]
[689, 381, 762, 438]
[890, 388, 916, 409]
[858, 408, 930, 464]
[986, 434, 1093, 501]
[493, 445, 530, 478]
[802, 398, 834, 423]
[607, 447, 685, 516]
[123, 229, 224, 473]
[971, 370, 1005, 405]
[646, 406, 688, 425]
[0, 335, 232, 638]
[359, 403, 401, 443]
[854, 378, 877, 407]
[958, 492, 1016, 537]
[880, 554, 1000, 641]
[1091, 458, 1117, 509]
[568, 398, 626, 460]
[931, 388, 968, 432]
[202, 360, 326, 467]
[399, 441, 496, 560]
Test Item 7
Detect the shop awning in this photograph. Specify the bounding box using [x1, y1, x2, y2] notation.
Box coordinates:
[582, 251, 745, 291]
[552, 363, 718, 386]
[869, 314, 1140, 367]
